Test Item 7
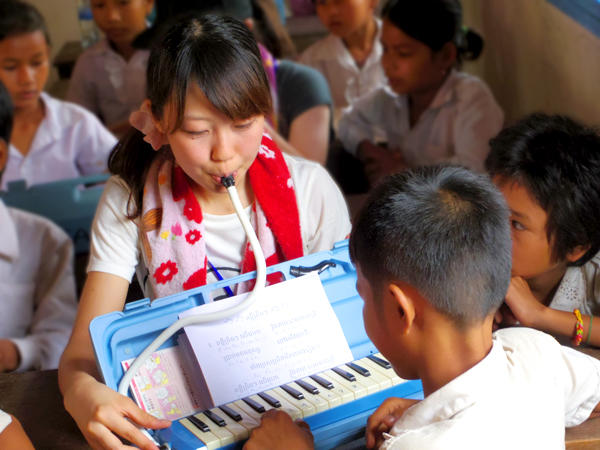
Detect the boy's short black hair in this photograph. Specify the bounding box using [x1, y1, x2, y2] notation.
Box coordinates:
[0, 0, 51, 45]
[486, 113, 600, 266]
[350, 165, 511, 327]
[0, 80, 13, 143]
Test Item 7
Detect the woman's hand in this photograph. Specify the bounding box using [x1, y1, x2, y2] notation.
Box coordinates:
[243, 409, 314, 450]
[365, 397, 419, 449]
[63, 376, 170, 449]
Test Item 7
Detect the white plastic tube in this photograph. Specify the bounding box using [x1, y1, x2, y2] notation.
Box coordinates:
[117, 182, 267, 396]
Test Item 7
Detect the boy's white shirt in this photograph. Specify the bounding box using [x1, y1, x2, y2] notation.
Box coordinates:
[337, 70, 504, 172]
[87, 153, 352, 299]
[67, 39, 149, 128]
[0, 200, 77, 371]
[2, 92, 116, 190]
[381, 327, 600, 450]
[299, 18, 387, 109]
[549, 251, 600, 316]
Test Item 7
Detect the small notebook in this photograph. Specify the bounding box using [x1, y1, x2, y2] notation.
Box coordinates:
[178, 272, 353, 410]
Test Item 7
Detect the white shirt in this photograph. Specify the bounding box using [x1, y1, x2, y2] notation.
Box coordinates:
[0, 409, 11, 434]
[338, 70, 504, 172]
[2, 93, 116, 190]
[0, 200, 77, 371]
[299, 18, 386, 109]
[382, 328, 600, 450]
[549, 251, 600, 316]
[67, 39, 149, 128]
[87, 153, 351, 299]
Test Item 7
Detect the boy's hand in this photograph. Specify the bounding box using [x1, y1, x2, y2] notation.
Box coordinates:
[63, 377, 170, 449]
[357, 141, 406, 185]
[366, 397, 419, 449]
[0, 339, 20, 372]
[504, 276, 546, 328]
[243, 409, 314, 450]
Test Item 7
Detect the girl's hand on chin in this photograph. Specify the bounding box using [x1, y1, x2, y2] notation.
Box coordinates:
[64, 377, 170, 449]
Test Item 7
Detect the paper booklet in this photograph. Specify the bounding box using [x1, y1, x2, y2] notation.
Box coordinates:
[121, 272, 353, 419]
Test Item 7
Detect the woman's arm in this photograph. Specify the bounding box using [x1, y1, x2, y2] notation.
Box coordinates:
[59, 271, 170, 449]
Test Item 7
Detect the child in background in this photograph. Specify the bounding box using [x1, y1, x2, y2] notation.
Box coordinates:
[0, 0, 116, 190]
[0, 410, 34, 449]
[338, 0, 503, 188]
[299, 0, 387, 109]
[0, 79, 77, 372]
[245, 165, 600, 450]
[486, 113, 600, 347]
[59, 15, 350, 449]
[67, 0, 154, 136]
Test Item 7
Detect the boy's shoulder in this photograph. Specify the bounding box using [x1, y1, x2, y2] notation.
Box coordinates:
[41, 92, 112, 132]
[447, 71, 498, 102]
[300, 33, 344, 62]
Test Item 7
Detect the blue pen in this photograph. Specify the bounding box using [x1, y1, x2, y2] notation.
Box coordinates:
[208, 260, 235, 297]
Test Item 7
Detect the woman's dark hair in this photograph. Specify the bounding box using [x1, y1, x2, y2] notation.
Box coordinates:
[486, 113, 600, 266]
[382, 0, 483, 64]
[0, 0, 51, 45]
[109, 14, 272, 219]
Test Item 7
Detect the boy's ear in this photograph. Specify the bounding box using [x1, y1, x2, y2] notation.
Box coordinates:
[388, 283, 416, 335]
[566, 245, 590, 264]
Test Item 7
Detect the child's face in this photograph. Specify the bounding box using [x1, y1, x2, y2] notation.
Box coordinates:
[315, 0, 377, 40]
[380, 19, 451, 97]
[160, 83, 265, 199]
[0, 31, 49, 111]
[494, 178, 559, 280]
[91, 0, 153, 48]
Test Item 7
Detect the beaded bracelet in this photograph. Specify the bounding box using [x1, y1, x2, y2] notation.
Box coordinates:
[585, 314, 594, 346]
[573, 309, 584, 347]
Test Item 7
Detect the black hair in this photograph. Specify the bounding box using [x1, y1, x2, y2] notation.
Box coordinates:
[109, 14, 272, 219]
[350, 165, 511, 327]
[0, 0, 51, 45]
[381, 0, 483, 64]
[486, 113, 600, 266]
[0, 81, 13, 143]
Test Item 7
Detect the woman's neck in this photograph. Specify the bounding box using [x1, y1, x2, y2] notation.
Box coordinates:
[343, 18, 377, 68]
[525, 263, 568, 305]
[408, 74, 448, 128]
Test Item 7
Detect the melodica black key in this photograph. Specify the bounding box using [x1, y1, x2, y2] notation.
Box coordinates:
[258, 392, 282, 408]
[203, 409, 226, 427]
[332, 366, 356, 382]
[368, 354, 392, 369]
[347, 362, 371, 377]
[219, 404, 242, 422]
[310, 374, 334, 389]
[187, 415, 210, 432]
[242, 396, 266, 413]
[295, 379, 319, 394]
[281, 384, 305, 400]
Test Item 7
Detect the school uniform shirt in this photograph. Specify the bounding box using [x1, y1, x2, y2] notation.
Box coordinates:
[87, 153, 351, 299]
[67, 39, 149, 128]
[548, 251, 600, 317]
[1, 93, 116, 190]
[0, 409, 10, 434]
[337, 70, 504, 172]
[299, 19, 386, 109]
[0, 200, 77, 371]
[381, 327, 600, 450]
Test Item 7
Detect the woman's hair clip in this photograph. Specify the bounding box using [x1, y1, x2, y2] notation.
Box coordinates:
[129, 100, 169, 151]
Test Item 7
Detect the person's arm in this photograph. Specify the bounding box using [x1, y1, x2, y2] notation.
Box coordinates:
[74, 111, 117, 176]
[243, 409, 314, 450]
[0, 415, 35, 450]
[287, 105, 330, 165]
[337, 91, 384, 156]
[503, 277, 600, 347]
[59, 271, 170, 450]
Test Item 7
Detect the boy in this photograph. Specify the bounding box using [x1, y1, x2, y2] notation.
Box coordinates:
[299, 0, 386, 109]
[67, 0, 154, 135]
[486, 113, 600, 347]
[244, 165, 600, 449]
[0, 79, 77, 372]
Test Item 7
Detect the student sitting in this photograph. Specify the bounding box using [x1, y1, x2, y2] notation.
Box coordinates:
[0, 0, 116, 190]
[0, 80, 77, 372]
[244, 165, 600, 449]
[486, 113, 600, 347]
[299, 0, 387, 109]
[67, 0, 154, 136]
[337, 0, 503, 188]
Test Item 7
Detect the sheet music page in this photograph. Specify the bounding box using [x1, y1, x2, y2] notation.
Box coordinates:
[179, 272, 353, 407]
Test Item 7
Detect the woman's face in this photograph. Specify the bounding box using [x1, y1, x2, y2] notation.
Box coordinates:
[160, 83, 265, 206]
[0, 30, 49, 111]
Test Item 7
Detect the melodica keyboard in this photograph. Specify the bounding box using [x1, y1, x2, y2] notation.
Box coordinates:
[90, 240, 424, 449]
